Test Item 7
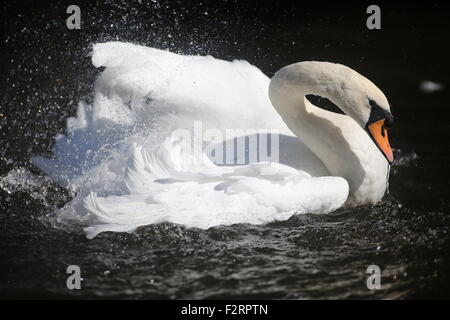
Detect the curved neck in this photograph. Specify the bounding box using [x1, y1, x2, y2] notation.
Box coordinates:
[268, 63, 352, 168]
[269, 62, 350, 122]
[268, 62, 381, 201]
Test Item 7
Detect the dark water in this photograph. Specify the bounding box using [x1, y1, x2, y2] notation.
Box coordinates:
[1, 0, 450, 299]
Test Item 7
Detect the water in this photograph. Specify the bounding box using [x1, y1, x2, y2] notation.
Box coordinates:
[1, 0, 449, 299]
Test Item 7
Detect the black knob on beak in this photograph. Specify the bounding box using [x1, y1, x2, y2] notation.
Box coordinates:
[384, 112, 394, 128]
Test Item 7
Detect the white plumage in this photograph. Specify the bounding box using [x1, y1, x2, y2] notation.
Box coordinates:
[33, 42, 390, 238]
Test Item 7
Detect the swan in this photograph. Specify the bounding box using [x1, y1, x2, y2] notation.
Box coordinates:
[32, 42, 394, 238]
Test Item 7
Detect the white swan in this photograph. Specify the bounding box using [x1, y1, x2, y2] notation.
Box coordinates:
[32, 42, 394, 238]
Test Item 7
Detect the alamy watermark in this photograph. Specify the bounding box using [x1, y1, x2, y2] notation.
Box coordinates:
[366, 265, 381, 290]
[366, 5, 381, 30]
[66, 5, 81, 30]
[167, 120, 281, 175]
[66, 265, 82, 290]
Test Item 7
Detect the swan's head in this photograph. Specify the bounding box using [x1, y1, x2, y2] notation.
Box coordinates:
[332, 63, 394, 164]
[270, 61, 394, 164]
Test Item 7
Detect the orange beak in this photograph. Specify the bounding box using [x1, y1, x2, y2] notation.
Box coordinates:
[367, 119, 394, 164]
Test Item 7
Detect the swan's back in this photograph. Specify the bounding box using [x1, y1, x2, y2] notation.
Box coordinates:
[92, 42, 289, 133]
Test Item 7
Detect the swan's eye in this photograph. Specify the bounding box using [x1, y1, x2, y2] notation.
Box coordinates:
[368, 99, 378, 109]
[368, 98, 394, 127]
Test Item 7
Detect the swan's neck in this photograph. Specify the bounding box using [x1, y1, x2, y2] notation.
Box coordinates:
[269, 62, 388, 204]
[269, 74, 355, 176]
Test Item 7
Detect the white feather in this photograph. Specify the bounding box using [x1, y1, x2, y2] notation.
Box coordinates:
[32, 42, 392, 238]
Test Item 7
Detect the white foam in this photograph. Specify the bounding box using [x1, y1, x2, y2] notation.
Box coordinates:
[0, 168, 50, 203]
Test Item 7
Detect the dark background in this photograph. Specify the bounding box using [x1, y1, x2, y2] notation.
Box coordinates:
[1, 0, 450, 299]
